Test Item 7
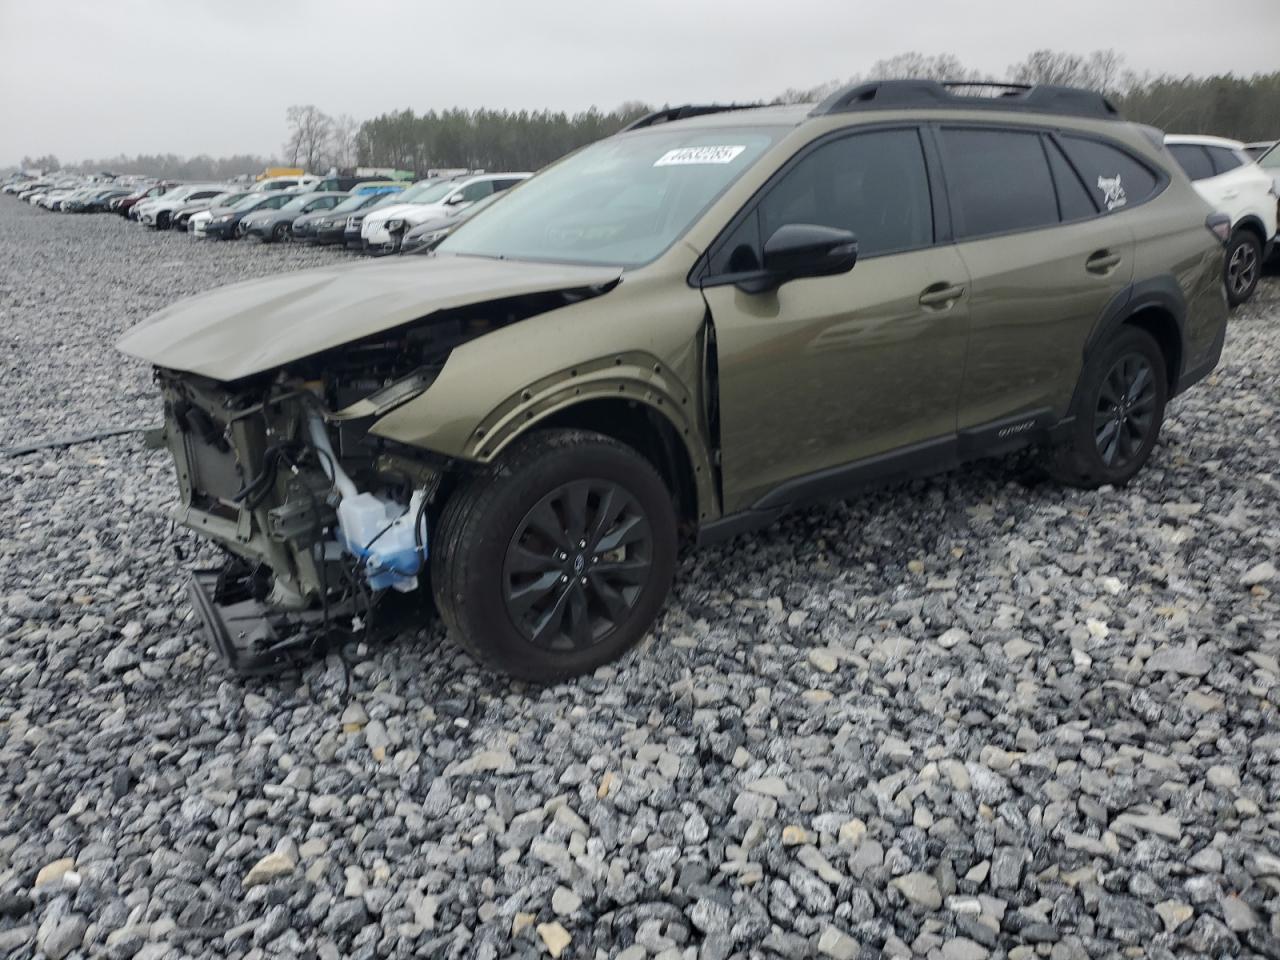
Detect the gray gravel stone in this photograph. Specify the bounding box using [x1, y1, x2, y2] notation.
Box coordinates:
[1, 200, 1278, 960]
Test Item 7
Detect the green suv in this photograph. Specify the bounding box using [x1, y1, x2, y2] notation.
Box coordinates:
[119, 80, 1229, 679]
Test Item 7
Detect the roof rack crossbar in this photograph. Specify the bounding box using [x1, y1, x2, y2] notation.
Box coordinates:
[810, 79, 1120, 121]
[622, 103, 768, 132]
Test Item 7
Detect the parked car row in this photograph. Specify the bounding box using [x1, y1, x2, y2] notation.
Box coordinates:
[3, 167, 531, 258]
[1164, 135, 1279, 305]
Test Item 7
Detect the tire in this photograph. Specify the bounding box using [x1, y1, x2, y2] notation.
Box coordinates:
[156, 212, 170, 230]
[271, 223, 290, 243]
[1225, 229, 1261, 307]
[1046, 326, 1168, 488]
[431, 429, 678, 681]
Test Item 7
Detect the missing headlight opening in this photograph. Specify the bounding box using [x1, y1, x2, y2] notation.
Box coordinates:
[159, 286, 611, 674]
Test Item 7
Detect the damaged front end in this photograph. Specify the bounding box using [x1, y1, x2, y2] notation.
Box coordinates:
[119, 255, 629, 673]
[157, 321, 469, 673]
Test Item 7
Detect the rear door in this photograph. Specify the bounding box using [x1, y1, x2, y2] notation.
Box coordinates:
[937, 125, 1155, 434]
[699, 126, 972, 512]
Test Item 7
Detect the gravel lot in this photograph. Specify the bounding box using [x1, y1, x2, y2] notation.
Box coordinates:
[1, 197, 1278, 960]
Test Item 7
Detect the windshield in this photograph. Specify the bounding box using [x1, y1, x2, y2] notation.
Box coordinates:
[439, 129, 779, 266]
[368, 191, 407, 209]
[397, 181, 453, 204]
[230, 194, 267, 210]
[282, 194, 319, 211]
[333, 193, 382, 213]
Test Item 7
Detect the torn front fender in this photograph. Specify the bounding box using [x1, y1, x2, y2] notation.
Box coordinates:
[368, 271, 723, 522]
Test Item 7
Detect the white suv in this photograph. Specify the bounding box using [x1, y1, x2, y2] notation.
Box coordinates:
[361, 173, 529, 253]
[1165, 134, 1278, 305]
[137, 184, 229, 229]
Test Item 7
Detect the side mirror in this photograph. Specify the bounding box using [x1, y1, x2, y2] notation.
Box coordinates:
[738, 223, 858, 293]
[445, 193, 466, 205]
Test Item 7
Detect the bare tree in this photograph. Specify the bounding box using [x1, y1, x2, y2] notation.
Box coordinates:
[869, 52, 987, 82]
[284, 105, 334, 172]
[1086, 49, 1126, 94]
[328, 114, 360, 171]
[776, 78, 849, 104]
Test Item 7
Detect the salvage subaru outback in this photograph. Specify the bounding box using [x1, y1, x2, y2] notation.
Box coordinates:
[119, 80, 1229, 679]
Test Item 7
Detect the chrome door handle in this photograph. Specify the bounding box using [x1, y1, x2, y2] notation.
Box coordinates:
[919, 283, 965, 307]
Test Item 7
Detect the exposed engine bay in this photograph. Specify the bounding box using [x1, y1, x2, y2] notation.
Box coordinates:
[157, 290, 606, 673]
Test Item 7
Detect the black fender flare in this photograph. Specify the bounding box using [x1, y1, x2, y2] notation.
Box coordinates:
[1072, 275, 1187, 412]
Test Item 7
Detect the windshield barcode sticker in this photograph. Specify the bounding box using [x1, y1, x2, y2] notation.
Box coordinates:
[654, 146, 746, 166]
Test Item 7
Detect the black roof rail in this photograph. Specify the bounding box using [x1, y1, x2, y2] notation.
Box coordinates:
[811, 79, 1121, 121]
[621, 102, 768, 132]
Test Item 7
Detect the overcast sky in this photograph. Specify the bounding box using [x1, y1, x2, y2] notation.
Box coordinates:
[3, 0, 1278, 165]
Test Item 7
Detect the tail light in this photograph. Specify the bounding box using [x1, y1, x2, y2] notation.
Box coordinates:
[1205, 212, 1231, 245]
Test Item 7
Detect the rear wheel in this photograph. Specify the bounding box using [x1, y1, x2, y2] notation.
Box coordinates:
[1046, 326, 1167, 488]
[431, 429, 678, 681]
[1225, 229, 1261, 306]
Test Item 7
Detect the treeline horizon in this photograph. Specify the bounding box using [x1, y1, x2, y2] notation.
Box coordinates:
[13, 50, 1278, 179]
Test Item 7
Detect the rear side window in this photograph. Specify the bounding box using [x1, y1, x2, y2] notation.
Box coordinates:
[1206, 146, 1244, 174]
[940, 128, 1058, 239]
[1044, 138, 1098, 221]
[1058, 135, 1160, 211]
[1167, 144, 1215, 181]
[709, 127, 934, 275]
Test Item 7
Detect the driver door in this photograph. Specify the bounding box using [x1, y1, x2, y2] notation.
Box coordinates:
[698, 126, 971, 513]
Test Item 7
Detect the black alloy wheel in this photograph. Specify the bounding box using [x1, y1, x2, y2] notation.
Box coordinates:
[431, 429, 678, 681]
[502, 479, 654, 651]
[1093, 352, 1157, 469]
[1225, 230, 1260, 306]
[1046, 326, 1167, 488]
[272, 222, 291, 243]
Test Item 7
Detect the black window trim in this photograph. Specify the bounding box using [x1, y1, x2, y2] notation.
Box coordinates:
[1040, 133, 1100, 222]
[692, 121, 948, 289]
[932, 121, 1169, 244]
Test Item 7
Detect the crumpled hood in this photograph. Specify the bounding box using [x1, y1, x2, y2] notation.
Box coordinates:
[117, 255, 623, 382]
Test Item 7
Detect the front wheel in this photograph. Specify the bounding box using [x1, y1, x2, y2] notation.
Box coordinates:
[271, 222, 290, 243]
[1225, 230, 1261, 306]
[431, 430, 678, 681]
[1046, 326, 1168, 488]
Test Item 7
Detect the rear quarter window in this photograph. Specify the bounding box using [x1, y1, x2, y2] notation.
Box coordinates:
[1058, 135, 1160, 212]
[1206, 146, 1245, 175]
[1167, 144, 1215, 182]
